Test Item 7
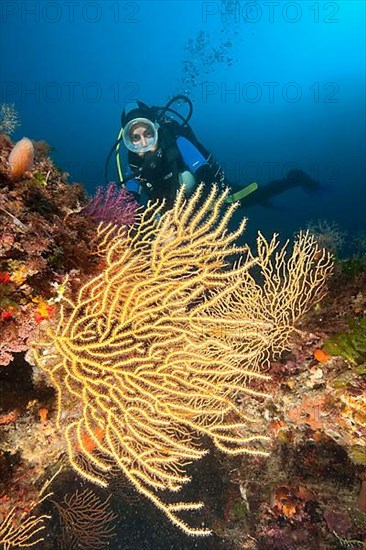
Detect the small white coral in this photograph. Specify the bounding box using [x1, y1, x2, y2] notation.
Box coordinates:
[305, 219, 347, 254]
[0, 103, 20, 136]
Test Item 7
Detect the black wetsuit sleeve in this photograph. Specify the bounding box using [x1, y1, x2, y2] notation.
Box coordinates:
[194, 164, 227, 189]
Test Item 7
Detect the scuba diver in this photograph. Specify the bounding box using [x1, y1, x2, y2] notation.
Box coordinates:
[105, 95, 320, 210]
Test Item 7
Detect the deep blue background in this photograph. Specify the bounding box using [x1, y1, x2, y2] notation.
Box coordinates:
[1, 0, 365, 244]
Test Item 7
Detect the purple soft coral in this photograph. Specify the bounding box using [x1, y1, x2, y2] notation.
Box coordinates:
[83, 182, 138, 226]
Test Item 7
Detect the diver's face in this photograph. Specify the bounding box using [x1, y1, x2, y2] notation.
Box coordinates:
[130, 123, 158, 156]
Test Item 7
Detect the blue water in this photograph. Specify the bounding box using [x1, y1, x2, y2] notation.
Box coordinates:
[1, 1, 365, 245]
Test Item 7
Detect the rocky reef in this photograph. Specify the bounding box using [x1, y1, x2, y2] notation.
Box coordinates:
[0, 129, 365, 549]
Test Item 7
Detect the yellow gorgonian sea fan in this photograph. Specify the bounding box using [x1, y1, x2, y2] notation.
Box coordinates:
[32, 185, 333, 535]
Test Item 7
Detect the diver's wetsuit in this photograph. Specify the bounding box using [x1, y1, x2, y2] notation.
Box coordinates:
[116, 97, 321, 210]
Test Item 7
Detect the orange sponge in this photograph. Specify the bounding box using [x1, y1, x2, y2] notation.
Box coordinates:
[8, 137, 34, 180]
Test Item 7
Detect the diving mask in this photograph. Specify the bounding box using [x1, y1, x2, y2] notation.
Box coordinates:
[123, 118, 159, 153]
